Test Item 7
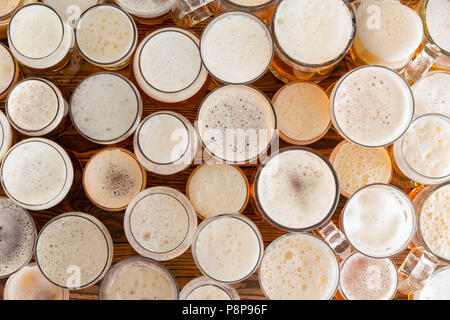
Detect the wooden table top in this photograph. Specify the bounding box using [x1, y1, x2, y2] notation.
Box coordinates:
[0, 15, 413, 301]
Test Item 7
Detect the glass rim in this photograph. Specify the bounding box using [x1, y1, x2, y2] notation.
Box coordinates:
[137, 27, 204, 94]
[75, 3, 138, 67]
[398, 113, 450, 181]
[191, 213, 264, 284]
[330, 64, 415, 148]
[135, 111, 192, 166]
[0, 111, 8, 157]
[69, 71, 142, 144]
[8, 3, 66, 61]
[223, 0, 278, 10]
[338, 250, 398, 300]
[417, 265, 450, 298]
[195, 84, 278, 165]
[272, 81, 332, 144]
[3, 262, 70, 300]
[421, 0, 450, 57]
[6, 77, 62, 134]
[0, 43, 18, 98]
[414, 181, 450, 264]
[340, 183, 418, 259]
[99, 255, 180, 300]
[199, 10, 274, 85]
[0, 138, 73, 209]
[258, 232, 340, 300]
[179, 276, 240, 300]
[412, 69, 450, 90]
[82, 147, 147, 211]
[0, 197, 37, 279]
[124, 186, 197, 260]
[271, 0, 356, 69]
[186, 163, 250, 220]
[35, 212, 113, 290]
[114, 0, 175, 18]
[253, 146, 340, 232]
[0, 0, 24, 21]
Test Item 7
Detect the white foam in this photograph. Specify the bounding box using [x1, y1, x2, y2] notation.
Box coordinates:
[420, 184, 450, 260]
[7, 78, 67, 136]
[76, 5, 136, 65]
[84, 148, 144, 210]
[36, 213, 111, 288]
[194, 215, 261, 282]
[416, 267, 450, 300]
[8, 4, 74, 69]
[343, 184, 415, 258]
[0, 110, 13, 161]
[1, 139, 74, 209]
[353, 0, 423, 69]
[43, 0, 99, 20]
[0, 0, 21, 17]
[413, 72, 450, 118]
[186, 285, 231, 300]
[188, 164, 248, 218]
[70, 73, 141, 143]
[259, 233, 339, 300]
[273, 82, 330, 142]
[257, 149, 337, 230]
[426, 0, 450, 52]
[228, 0, 271, 6]
[333, 66, 413, 147]
[116, 0, 175, 17]
[273, 0, 353, 65]
[197, 85, 276, 163]
[134, 27, 208, 103]
[201, 12, 273, 83]
[0, 44, 15, 96]
[340, 253, 397, 300]
[4, 264, 66, 300]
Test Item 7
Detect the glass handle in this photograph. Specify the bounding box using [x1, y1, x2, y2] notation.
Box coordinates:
[172, 0, 216, 28]
[317, 220, 351, 259]
[403, 44, 439, 85]
[397, 250, 437, 295]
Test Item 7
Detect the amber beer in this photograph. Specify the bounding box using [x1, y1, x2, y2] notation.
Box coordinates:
[270, 0, 355, 82]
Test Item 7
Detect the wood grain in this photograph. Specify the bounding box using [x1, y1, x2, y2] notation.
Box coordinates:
[0, 16, 412, 301]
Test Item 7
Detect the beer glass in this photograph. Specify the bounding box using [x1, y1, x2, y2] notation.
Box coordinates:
[0, 0, 36, 39]
[0, 42, 19, 101]
[43, 0, 105, 27]
[404, 0, 450, 85]
[398, 182, 450, 295]
[0, 110, 14, 162]
[114, 0, 175, 25]
[270, 0, 356, 82]
[412, 71, 450, 118]
[409, 266, 450, 299]
[180, 276, 240, 300]
[213, 0, 278, 22]
[172, 0, 216, 28]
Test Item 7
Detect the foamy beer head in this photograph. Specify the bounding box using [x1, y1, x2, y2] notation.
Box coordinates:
[36, 212, 113, 289]
[353, 0, 423, 69]
[4, 263, 69, 300]
[187, 164, 249, 219]
[124, 187, 197, 261]
[192, 214, 263, 283]
[342, 184, 416, 258]
[393, 114, 450, 185]
[272, 0, 354, 65]
[413, 71, 450, 118]
[0, 1, 22, 18]
[43, 0, 101, 24]
[200, 11, 273, 84]
[254, 147, 339, 231]
[180, 276, 240, 300]
[0, 110, 13, 161]
[100, 256, 179, 300]
[1, 138, 74, 210]
[0, 43, 18, 100]
[133, 27, 208, 104]
[197, 85, 276, 164]
[330, 141, 392, 198]
[76, 4, 137, 68]
[0, 198, 36, 279]
[6, 78, 67, 136]
[417, 183, 450, 262]
[331, 65, 414, 147]
[8, 3, 74, 70]
[414, 267, 450, 300]
[425, 0, 450, 53]
[272, 82, 330, 145]
[339, 252, 398, 300]
[133, 111, 198, 175]
[115, 0, 175, 18]
[83, 148, 146, 211]
[70, 72, 142, 144]
[259, 233, 339, 300]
